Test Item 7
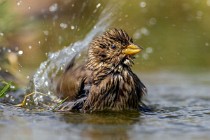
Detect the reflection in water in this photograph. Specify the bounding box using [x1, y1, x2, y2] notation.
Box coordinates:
[60, 111, 140, 124]
[0, 73, 210, 140]
[82, 126, 129, 140]
[60, 111, 140, 140]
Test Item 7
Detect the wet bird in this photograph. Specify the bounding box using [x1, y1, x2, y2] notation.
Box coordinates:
[56, 28, 147, 112]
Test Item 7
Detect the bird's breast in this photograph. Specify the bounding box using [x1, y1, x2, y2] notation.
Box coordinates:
[83, 68, 139, 111]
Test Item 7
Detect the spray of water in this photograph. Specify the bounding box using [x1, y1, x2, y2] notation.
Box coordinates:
[28, 2, 122, 108]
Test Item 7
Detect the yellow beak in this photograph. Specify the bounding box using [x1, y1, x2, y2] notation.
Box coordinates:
[122, 44, 142, 55]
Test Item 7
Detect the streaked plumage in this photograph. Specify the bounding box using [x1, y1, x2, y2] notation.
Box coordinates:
[56, 28, 147, 112]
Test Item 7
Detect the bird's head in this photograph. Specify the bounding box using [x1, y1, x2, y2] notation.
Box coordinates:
[87, 28, 143, 70]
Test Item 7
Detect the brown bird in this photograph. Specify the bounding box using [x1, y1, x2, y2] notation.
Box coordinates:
[56, 28, 148, 112]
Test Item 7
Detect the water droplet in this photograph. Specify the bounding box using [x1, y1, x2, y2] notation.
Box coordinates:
[0, 32, 4, 36]
[17, 1, 22, 6]
[146, 47, 153, 54]
[26, 75, 30, 79]
[43, 30, 49, 36]
[205, 42, 209, 46]
[10, 85, 15, 89]
[71, 25, 75, 30]
[96, 3, 101, 8]
[28, 45, 32, 49]
[60, 23, 68, 29]
[133, 30, 142, 39]
[71, 48, 76, 52]
[7, 49, 11, 53]
[149, 17, 157, 25]
[38, 41, 41, 44]
[28, 6, 31, 10]
[140, 27, 150, 36]
[140, 1, 147, 8]
[142, 53, 149, 60]
[45, 81, 48, 86]
[49, 3, 58, 12]
[18, 50, 23, 55]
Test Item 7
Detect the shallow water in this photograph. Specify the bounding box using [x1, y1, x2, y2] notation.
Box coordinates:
[1, 72, 210, 140]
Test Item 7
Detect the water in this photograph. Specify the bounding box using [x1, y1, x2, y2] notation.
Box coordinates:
[1, 72, 210, 140]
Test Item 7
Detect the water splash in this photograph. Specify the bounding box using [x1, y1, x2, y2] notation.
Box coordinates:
[29, 3, 120, 108]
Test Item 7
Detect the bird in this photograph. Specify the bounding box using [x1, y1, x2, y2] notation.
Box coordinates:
[56, 28, 148, 112]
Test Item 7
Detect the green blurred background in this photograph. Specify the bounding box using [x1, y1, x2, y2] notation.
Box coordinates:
[0, 0, 210, 84]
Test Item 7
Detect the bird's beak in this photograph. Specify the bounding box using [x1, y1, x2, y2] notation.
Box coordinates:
[122, 44, 142, 55]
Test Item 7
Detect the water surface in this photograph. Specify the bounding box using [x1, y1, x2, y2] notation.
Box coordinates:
[1, 72, 210, 140]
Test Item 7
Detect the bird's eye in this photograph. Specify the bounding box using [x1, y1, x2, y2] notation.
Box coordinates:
[111, 45, 116, 49]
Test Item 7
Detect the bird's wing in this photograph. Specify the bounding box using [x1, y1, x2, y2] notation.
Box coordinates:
[56, 64, 87, 101]
[132, 73, 147, 98]
[132, 73, 152, 112]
